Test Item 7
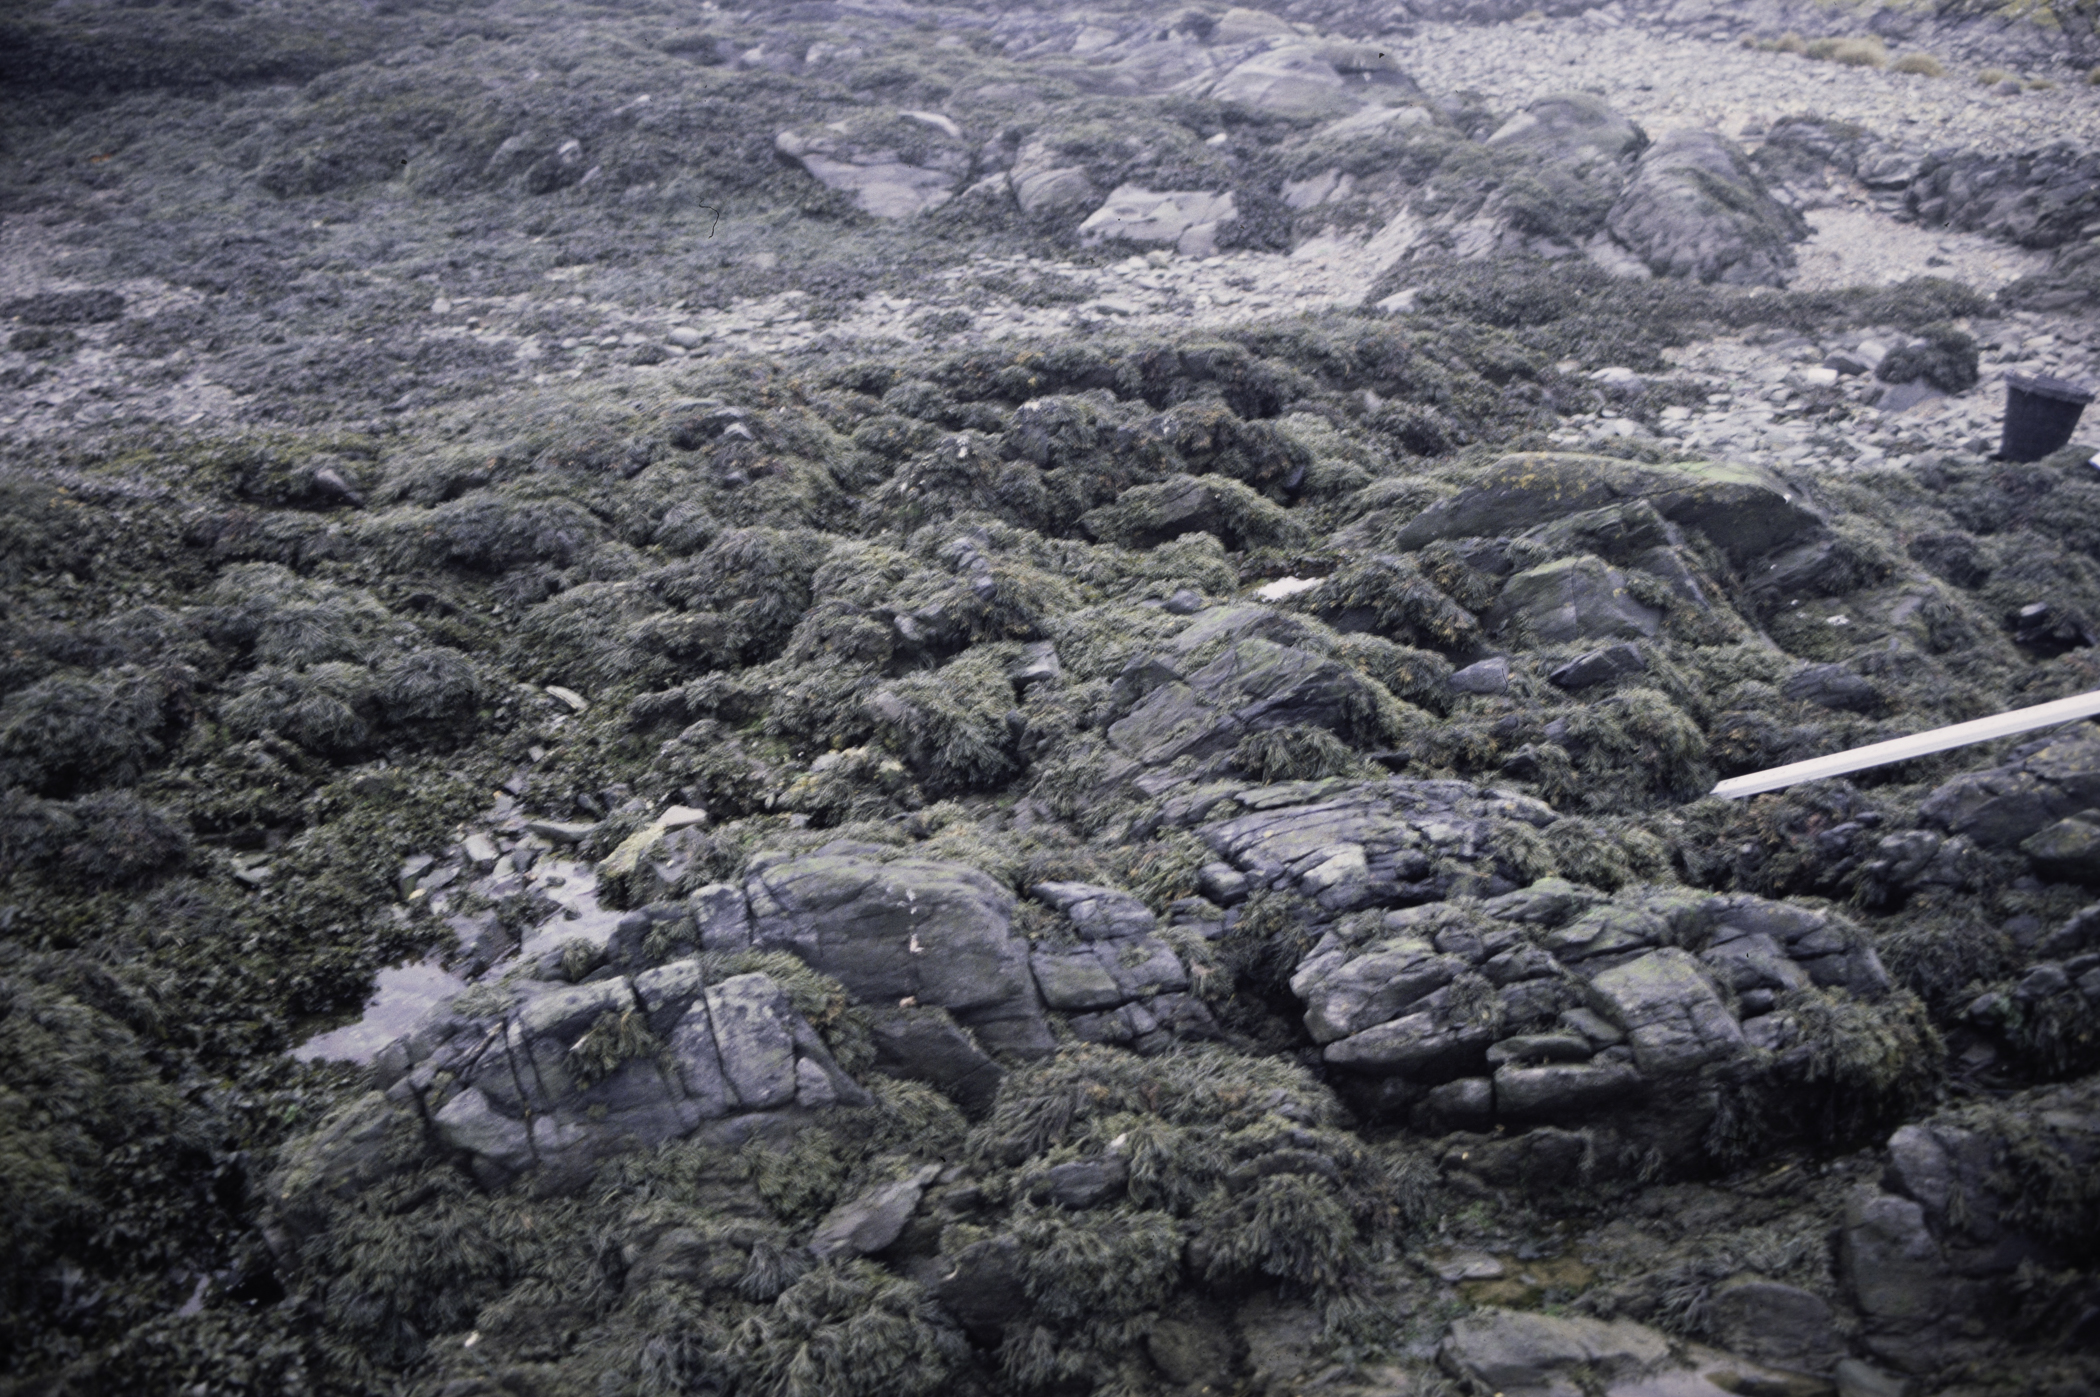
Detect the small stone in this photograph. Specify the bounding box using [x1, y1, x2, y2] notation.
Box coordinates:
[399, 854, 436, 895]
[1876, 381, 1945, 414]
[1431, 1250, 1506, 1282]
[1164, 587, 1206, 615]
[807, 1164, 941, 1261]
[1034, 1154, 1129, 1209]
[1449, 657, 1511, 695]
[666, 326, 706, 348]
[1547, 642, 1645, 690]
[525, 819, 597, 845]
[544, 685, 590, 713]
[1007, 640, 1061, 688]
[1196, 861, 1249, 905]
[1836, 1358, 1911, 1397]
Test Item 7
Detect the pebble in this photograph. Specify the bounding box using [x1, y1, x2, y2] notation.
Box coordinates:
[544, 684, 590, 713]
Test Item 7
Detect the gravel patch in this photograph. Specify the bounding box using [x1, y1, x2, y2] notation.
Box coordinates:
[1391, 15, 2100, 152]
[1791, 207, 2052, 293]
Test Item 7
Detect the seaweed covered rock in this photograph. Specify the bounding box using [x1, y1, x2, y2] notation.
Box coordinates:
[367, 965, 868, 1188]
[1875, 327, 1980, 395]
[1881, 1079, 2100, 1267]
[11, 0, 2098, 1385]
[1281, 875, 1909, 1150]
[2004, 238, 2100, 314]
[775, 112, 973, 220]
[1184, 777, 1560, 911]
[1394, 453, 1824, 566]
[1604, 127, 1807, 286]
[1028, 881, 1216, 1048]
[1079, 473, 1300, 552]
[1485, 91, 1647, 171]
[744, 847, 1054, 1058]
[1848, 1077, 2100, 1370]
[1477, 90, 1647, 248]
[1918, 726, 2100, 849]
[1106, 637, 1395, 771]
[1487, 554, 1663, 646]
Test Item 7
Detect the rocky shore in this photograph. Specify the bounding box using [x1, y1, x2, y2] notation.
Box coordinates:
[3, 1, 2099, 1395]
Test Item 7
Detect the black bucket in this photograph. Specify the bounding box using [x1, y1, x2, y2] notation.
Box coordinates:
[2000, 373, 2095, 463]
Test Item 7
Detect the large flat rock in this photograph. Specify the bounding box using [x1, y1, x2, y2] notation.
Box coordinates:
[1393, 453, 1824, 565]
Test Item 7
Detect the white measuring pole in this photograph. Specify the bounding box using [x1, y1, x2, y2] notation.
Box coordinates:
[1711, 689, 2100, 800]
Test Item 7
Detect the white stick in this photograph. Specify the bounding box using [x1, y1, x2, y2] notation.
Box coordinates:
[1710, 689, 2100, 800]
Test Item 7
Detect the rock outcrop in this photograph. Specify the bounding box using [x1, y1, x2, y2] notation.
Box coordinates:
[774, 113, 973, 219]
[1106, 637, 1393, 770]
[1240, 820, 1904, 1141]
[1605, 127, 1806, 286]
[1394, 453, 1825, 566]
[1028, 880, 1216, 1048]
[361, 964, 868, 1189]
[1919, 727, 2100, 849]
[1077, 187, 1241, 257]
[744, 846, 1054, 1058]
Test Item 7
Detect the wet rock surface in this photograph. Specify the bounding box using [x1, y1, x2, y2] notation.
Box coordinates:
[5, 0, 2100, 1394]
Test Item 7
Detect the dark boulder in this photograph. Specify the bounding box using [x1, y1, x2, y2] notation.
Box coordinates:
[1395, 453, 1824, 566]
[1107, 638, 1391, 769]
[1781, 663, 1882, 714]
[1548, 642, 1646, 690]
[1705, 1277, 1847, 1377]
[1450, 656, 1511, 694]
[1079, 474, 1302, 552]
[808, 1164, 943, 1261]
[745, 849, 1054, 1058]
[1487, 556, 1662, 647]
[1919, 729, 2100, 849]
[863, 1002, 1005, 1117]
[2019, 811, 2100, 883]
